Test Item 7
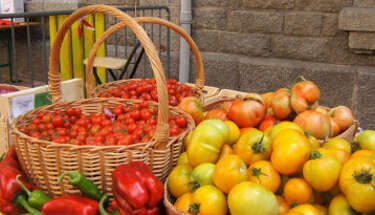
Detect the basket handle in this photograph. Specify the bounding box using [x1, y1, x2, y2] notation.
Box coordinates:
[49, 5, 170, 148]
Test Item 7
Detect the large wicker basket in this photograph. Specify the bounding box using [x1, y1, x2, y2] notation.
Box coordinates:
[86, 17, 211, 102]
[10, 5, 194, 197]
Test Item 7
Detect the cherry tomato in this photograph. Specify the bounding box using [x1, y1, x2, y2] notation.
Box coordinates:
[175, 116, 187, 128]
[118, 135, 134, 145]
[66, 107, 75, 116]
[52, 115, 64, 127]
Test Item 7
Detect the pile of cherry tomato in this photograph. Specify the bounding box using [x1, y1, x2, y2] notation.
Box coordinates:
[18, 102, 188, 146]
[98, 79, 194, 106]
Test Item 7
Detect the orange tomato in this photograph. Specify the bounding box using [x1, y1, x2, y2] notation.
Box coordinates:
[284, 178, 313, 206]
[225, 121, 240, 145]
[174, 192, 193, 214]
[290, 78, 320, 114]
[271, 129, 311, 175]
[248, 161, 281, 193]
[205, 109, 229, 121]
[276, 195, 291, 215]
[313, 204, 328, 215]
[350, 149, 375, 159]
[258, 115, 277, 131]
[218, 144, 233, 160]
[288, 204, 320, 215]
[262, 92, 275, 109]
[240, 127, 256, 135]
[328, 148, 350, 165]
[271, 88, 293, 120]
[213, 155, 248, 193]
[324, 138, 351, 154]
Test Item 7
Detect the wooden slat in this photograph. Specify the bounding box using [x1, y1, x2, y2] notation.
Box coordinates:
[0, 22, 40, 29]
[83, 57, 127, 70]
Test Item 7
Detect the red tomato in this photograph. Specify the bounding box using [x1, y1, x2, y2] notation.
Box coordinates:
[205, 109, 229, 121]
[118, 135, 134, 145]
[258, 115, 277, 131]
[131, 110, 141, 120]
[66, 107, 75, 116]
[52, 115, 64, 127]
[175, 116, 187, 127]
[228, 95, 266, 128]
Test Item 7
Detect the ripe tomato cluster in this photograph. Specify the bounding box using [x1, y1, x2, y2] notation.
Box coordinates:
[98, 79, 194, 106]
[18, 102, 188, 146]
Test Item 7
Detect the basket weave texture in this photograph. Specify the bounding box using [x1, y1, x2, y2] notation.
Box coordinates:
[86, 17, 208, 101]
[10, 5, 194, 197]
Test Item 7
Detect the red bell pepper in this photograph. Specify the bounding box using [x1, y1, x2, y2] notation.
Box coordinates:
[41, 195, 99, 215]
[112, 161, 164, 215]
[0, 145, 35, 215]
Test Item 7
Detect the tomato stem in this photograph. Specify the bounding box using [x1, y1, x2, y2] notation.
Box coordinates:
[188, 181, 201, 192]
[351, 141, 361, 153]
[251, 167, 268, 182]
[251, 135, 266, 154]
[353, 170, 373, 184]
[310, 150, 321, 160]
[188, 203, 200, 215]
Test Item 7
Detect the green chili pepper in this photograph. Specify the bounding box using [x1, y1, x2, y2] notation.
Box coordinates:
[13, 192, 44, 215]
[57, 171, 102, 201]
[16, 175, 51, 209]
[99, 195, 120, 215]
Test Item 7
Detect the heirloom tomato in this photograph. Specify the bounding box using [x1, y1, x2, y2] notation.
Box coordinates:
[186, 120, 229, 166]
[307, 134, 320, 150]
[339, 156, 375, 213]
[283, 178, 313, 205]
[177, 152, 190, 166]
[204, 109, 228, 121]
[190, 163, 216, 189]
[350, 149, 375, 159]
[271, 129, 311, 175]
[328, 194, 357, 215]
[329, 117, 341, 137]
[261, 92, 275, 109]
[277, 195, 291, 215]
[290, 78, 320, 114]
[353, 130, 375, 152]
[178, 96, 204, 124]
[269, 121, 304, 140]
[271, 88, 292, 120]
[324, 137, 351, 154]
[189, 185, 227, 215]
[167, 165, 192, 198]
[248, 160, 281, 193]
[303, 149, 341, 191]
[329, 106, 354, 131]
[218, 144, 233, 160]
[258, 115, 277, 132]
[228, 181, 279, 215]
[174, 193, 193, 215]
[213, 155, 248, 193]
[313, 204, 328, 215]
[288, 204, 320, 215]
[228, 94, 266, 128]
[294, 110, 331, 140]
[234, 129, 271, 165]
[224, 120, 240, 145]
[328, 148, 350, 165]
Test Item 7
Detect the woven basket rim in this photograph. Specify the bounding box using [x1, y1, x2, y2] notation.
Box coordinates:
[10, 97, 195, 151]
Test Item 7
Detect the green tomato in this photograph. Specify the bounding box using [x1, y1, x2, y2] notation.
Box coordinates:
[190, 163, 216, 190]
[354, 130, 375, 152]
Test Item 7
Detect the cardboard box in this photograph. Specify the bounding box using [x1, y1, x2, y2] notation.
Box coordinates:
[0, 0, 24, 22]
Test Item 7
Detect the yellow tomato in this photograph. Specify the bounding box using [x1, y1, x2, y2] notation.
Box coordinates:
[350, 149, 375, 159]
[328, 148, 350, 165]
[328, 194, 357, 215]
[313, 204, 328, 215]
[324, 138, 351, 154]
[228, 181, 279, 215]
[225, 120, 240, 145]
[174, 192, 193, 215]
[248, 160, 281, 193]
[288, 204, 320, 215]
[269, 121, 304, 140]
[303, 148, 341, 191]
[308, 135, 320, 150]
[190, 185, 227, 215]
[167, 165, 193, 197]
[339, 156, 375, 213]
[276, 195, 291, 215]
[213, 154, 248, 193]
[234, 129, 272, 165]
[218, 144, 233, 160]
[284, 178, 313, 205]
[177, 152, 190, 166]
[264, 125, 273, 137]
[271, 129, 311, 175]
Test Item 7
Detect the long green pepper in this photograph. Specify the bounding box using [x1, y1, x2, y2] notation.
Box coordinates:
[13, 192, 43, 215]
[57, 171, 102, 201]
[99, 195, 120, 215]
[16, 175, 51, 210]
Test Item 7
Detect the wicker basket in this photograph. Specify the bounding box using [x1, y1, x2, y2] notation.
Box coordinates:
[10, 5, 194, 197]
[0, 84, 29, 156]
[205, 89, 360, 143]
[85, 17, 212, 102]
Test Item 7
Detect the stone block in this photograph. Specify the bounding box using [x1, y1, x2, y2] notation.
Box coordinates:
[357, 67, 375, 129]
[321, 13, 341, 37]
[192, 0, 227, 7]
[339, 7, 375, 31]
[25, 0, 44, 12]
[192, 8, 227, 30]
[354, 0, 375, 7]
[227, 10, 284, 34]
[238, 56, 355, 108]
[349, 32, 375, 50]
[191, 30, 220, 52]
[296, 0, 353, 13]
[242, 0, 294, 9]
[218, 32, 271, 57]
[284, 12, 322, 36]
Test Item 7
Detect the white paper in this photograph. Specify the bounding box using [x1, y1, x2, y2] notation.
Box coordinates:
[11, 94, 34, 119]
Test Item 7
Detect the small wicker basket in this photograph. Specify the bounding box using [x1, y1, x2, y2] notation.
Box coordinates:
[10, 5, 194, 197]
[86, 17, 212, 102]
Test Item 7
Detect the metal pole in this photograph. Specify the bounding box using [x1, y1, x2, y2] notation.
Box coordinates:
[179, 0, 192, 83]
